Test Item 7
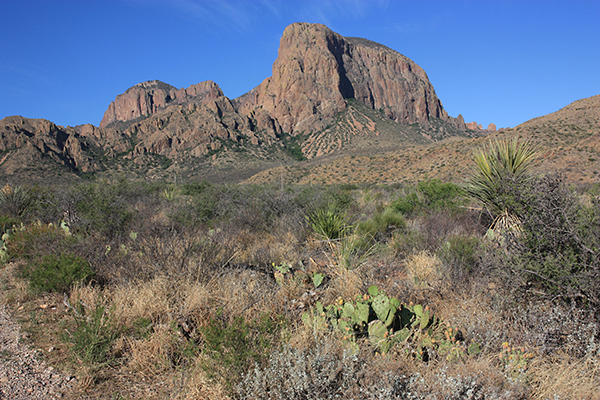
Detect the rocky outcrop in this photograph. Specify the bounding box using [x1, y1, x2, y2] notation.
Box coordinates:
[237, 23, 447, 135]
[99, 80, 223, 128]
[0, 116, 98, 174]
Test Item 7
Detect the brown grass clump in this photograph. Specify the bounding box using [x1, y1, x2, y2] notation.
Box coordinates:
[405, 250, 443, 289]
[528, 354, 600, 400]
[182, 364, 231, 400]
[0, 261, 31, 303]
[321, 267, 365, 305]
[111, 275, 173, 326]
[68, 284, 104, 311]
[128, 324, 178, 378]
[209, 269, 280, 319]
[180, 281, 212, 328]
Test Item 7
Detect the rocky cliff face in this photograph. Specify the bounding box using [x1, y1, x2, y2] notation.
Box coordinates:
[0, 116, 98, 176]
[237, 23, 448, 135]
[99, 80, 223, 128]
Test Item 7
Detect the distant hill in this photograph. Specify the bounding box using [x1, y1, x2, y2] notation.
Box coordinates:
[243, 95, 600, 186]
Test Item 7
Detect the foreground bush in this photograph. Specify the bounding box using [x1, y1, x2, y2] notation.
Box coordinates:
[22, 252, 95, 293]
[200, 311, 288, 392]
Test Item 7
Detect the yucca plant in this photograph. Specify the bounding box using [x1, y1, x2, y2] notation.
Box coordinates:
[306, 204, 350, 241]
[0, 184, 32, 218]
[464, 139, 538, 233]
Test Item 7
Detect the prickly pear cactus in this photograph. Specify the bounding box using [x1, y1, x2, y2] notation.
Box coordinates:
[372, 294, 391, 322]
[302, 285, 478, 359]
[368, 320, 390, 353]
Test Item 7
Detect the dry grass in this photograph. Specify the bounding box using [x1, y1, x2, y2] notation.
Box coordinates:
[208, 269, 281, 319]
[528, 354, 600, 400]
[405, 250, 443, 289]
[181, 364, 231, 400]
[321, 266, 365, 304]
[128, 323, 178, 378]
[0, 261, 31, 303]
[111, 276, 174, 326]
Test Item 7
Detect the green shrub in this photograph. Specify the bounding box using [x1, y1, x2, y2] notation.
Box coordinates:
[417, 179, 464, 211]
[391, 179, 465, 217]
[63, 300, 120, 367]
[391, 191, 421, 215]
[181, 180, 211, 196]
[23, 253, 95, 293]
[74, 180, 135, 238]
[200, 311, 288, 392]
[437, 235, 481, 282]
[0, 215, 19, 231]
[356, 208, 406, 241]
[5, 222, 74, 261]
[506, 175, 600, 306]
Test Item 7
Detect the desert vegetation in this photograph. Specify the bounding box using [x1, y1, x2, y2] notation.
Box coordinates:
[1, 140, 599, 399]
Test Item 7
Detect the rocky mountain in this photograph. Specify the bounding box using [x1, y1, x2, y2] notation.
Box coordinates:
[0, 22, 516, 183]
[99, 80, 223, 128]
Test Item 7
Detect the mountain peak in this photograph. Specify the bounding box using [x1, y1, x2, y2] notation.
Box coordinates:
[237, 22, 447, 134]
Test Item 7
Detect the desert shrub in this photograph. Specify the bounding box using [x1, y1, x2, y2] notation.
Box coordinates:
[239, 340, 523, 400]
[62, 299, 120, 367]
[356, 208, 406, 242]
[4, 221, 76, 261]
[391, 179, 465, 217]
[0, 215, 18, 232]
[181, 180, 211, 196]
[200, 311, 288, 392]
[391, 191, 421, 216]
[73, 179, 137, 238]
[493, 175, 600, 309]
[21, 252, 95, 293]
[437, 235, 482, 283]
[237, 342, 374, 399]
[417, 179, 465, 211]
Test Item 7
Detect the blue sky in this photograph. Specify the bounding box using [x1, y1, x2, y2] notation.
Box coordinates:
[1, 0, 598, 129]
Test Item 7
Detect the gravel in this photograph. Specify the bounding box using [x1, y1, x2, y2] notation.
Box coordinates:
[0, 304, 74, 399]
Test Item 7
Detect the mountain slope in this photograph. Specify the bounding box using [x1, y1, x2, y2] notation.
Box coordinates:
[244, 95, 600, 186]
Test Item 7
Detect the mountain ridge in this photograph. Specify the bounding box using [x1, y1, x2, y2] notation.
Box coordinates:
[2, 23, 595, 185]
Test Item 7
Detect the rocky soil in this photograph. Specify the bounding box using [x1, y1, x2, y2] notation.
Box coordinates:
[0, 304, 74, 399]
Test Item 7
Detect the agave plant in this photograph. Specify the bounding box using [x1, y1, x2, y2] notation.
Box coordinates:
[464, 139, 538, 232]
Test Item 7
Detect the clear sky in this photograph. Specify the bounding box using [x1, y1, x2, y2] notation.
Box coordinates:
[1, 0, 598, 129]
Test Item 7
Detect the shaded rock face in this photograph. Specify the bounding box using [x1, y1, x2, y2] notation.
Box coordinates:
[100, 80, 223, 128]
[0, 116, 98, 174]
[237, 23, 447, 134]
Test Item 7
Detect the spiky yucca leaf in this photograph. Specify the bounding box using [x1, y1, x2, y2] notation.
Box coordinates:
[0, 184, 32, 218]
[306, 204, 349, 241]
[465, 139, 538, 217]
